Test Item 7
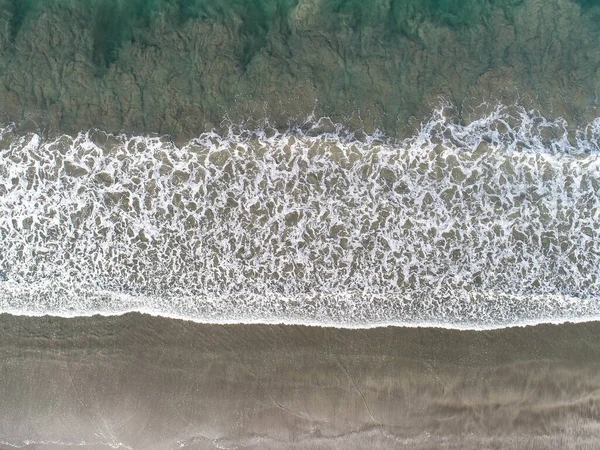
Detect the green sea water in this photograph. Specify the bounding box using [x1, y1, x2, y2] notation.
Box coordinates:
[0, 0, 599, 137]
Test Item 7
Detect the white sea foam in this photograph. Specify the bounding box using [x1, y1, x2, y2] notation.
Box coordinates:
[0, 104, 599, 329]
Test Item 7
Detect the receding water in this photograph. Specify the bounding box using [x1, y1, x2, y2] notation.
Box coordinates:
[1, 104, 599, 328]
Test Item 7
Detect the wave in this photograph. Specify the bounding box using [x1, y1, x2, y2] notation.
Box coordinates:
[1, 104, 599, 329]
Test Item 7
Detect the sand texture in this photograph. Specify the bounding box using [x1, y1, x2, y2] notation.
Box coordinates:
[1, 313, 600, 449]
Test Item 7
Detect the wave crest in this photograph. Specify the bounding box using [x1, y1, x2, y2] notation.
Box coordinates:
[1, 105, 599, 328]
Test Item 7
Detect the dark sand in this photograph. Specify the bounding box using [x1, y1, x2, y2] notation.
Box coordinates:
[1, 313, 600, 449]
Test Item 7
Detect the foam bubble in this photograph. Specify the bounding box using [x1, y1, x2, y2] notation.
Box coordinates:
[0, 104, 599, 329]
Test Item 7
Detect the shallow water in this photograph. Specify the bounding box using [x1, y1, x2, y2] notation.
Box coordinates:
[1, 0, 599, 137]
[1, 104, 599, 327]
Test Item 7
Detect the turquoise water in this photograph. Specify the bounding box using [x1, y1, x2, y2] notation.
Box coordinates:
[0, 0, 599, 136]
[3, 0, 528, 60]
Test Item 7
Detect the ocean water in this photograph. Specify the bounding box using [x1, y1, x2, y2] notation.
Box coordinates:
[0, 0, 599, 328]
[1, 0, 600, 137]
[1, 104, 599, 328]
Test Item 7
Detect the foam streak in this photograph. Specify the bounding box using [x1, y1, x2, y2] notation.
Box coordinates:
[1, 105, 599, 328]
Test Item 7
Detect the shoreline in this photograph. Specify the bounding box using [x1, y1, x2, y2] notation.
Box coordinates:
[4, 308, 600, 332]
[2, 99, 600, 147]
[1, 312, 600, 449]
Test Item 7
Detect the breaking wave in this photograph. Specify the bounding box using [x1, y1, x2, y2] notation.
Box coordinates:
[1, 104, 599, 328]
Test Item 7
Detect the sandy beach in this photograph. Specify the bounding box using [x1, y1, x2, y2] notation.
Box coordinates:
[1, 313, 599, 449]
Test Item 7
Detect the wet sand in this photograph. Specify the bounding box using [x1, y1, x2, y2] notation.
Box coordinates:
[1, 313, 600, 449]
